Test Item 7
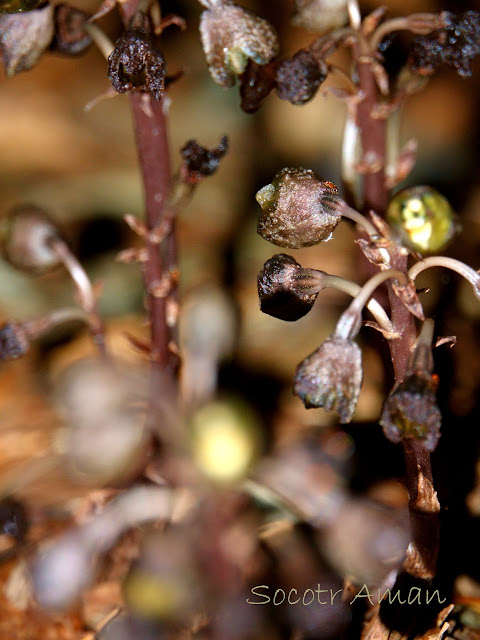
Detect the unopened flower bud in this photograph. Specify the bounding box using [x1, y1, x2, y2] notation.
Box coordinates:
[257, 254, 323, 321]
[293, 337, 363, 423]
[108, 28, 165, 100]
[0, 322, 29, 360]
[292, 0, 349, 34]
[380, 319, 441, 451]
[199, 0, 278, 88]
[50, 4, 92, 56]
[387, 185, 458, 254]
[256, 168, 341, 248]
[1, 205, 63, 274]
[380, 374, 441, 451]
[276, 49, 326, 105]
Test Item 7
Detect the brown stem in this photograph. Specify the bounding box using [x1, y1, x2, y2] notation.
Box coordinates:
[129, 93, 175, 372]
[120, 0, 179, 382]
[353, 35, 439, 580]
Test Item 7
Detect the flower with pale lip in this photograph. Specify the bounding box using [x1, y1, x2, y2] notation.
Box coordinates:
[199, 0, 278, 88]
[293, 337, 363, 423]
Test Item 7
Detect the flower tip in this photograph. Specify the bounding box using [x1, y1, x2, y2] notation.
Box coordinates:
[255, 183, 275, 209]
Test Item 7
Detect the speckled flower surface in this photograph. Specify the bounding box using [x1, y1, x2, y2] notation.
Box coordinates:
[293, 337, 363, 423]
[199, 0, 278, 88]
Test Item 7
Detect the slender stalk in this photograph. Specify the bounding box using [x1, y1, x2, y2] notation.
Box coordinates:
[338, 201, 380, 239]
[409, 256, 480, 300]
[22, 307, 92, 338]
[341, 114, 361, 208]
[334, 269, 405, 340]
[297, 270, 395, 332]
[370, 13, 444, 51]
[84, 23, 114, 59]
[50, 239, 106, 357]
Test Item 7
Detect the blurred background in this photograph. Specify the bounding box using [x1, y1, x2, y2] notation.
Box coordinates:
[1, 0, 480, 637]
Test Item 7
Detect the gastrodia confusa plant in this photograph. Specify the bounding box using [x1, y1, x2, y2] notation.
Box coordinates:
[380, 319, 441, 451]
[198, 0, 279, 88]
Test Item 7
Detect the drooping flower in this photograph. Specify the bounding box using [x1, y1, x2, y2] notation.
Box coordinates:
[293, 337, 363, 423]
[257, 254, 324, 321]
[199, 0, 278, 89]
[380, 318, 441, 451]
[275, 49, 326, 105]
[409, 10, 480, 78]
[380, 374, 441, 451]
[256, 168, 341, 248]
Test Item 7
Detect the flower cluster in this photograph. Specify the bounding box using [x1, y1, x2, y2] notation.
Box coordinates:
[254, 167, 460, 445]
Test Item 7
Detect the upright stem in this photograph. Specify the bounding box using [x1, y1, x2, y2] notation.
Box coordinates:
[118, 3, 179, 427]
[351, 28, 439, 582]
[129, 94, 175, 372]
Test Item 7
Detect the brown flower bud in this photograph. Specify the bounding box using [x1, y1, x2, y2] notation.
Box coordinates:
[0, 2, 53, 76]
[409, 11, 480, 78]
[50, 4, 92, 56]
[293, 337, 363, 423]
[108, 28, 165, 100]
[1, 204, 63, 274]
[380, 318, 441, 451]
[180, 135, 228, 184]
[199, 0, 278, 89]
[0, 322, 29, 360]
[292, 0, 349, 34]
[256, 168, 341, 248]
[380, 374, 441, 452]
[239, 59, 277, 113]
[257, 254, 324, 321]
[276, 49, 326, 105]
